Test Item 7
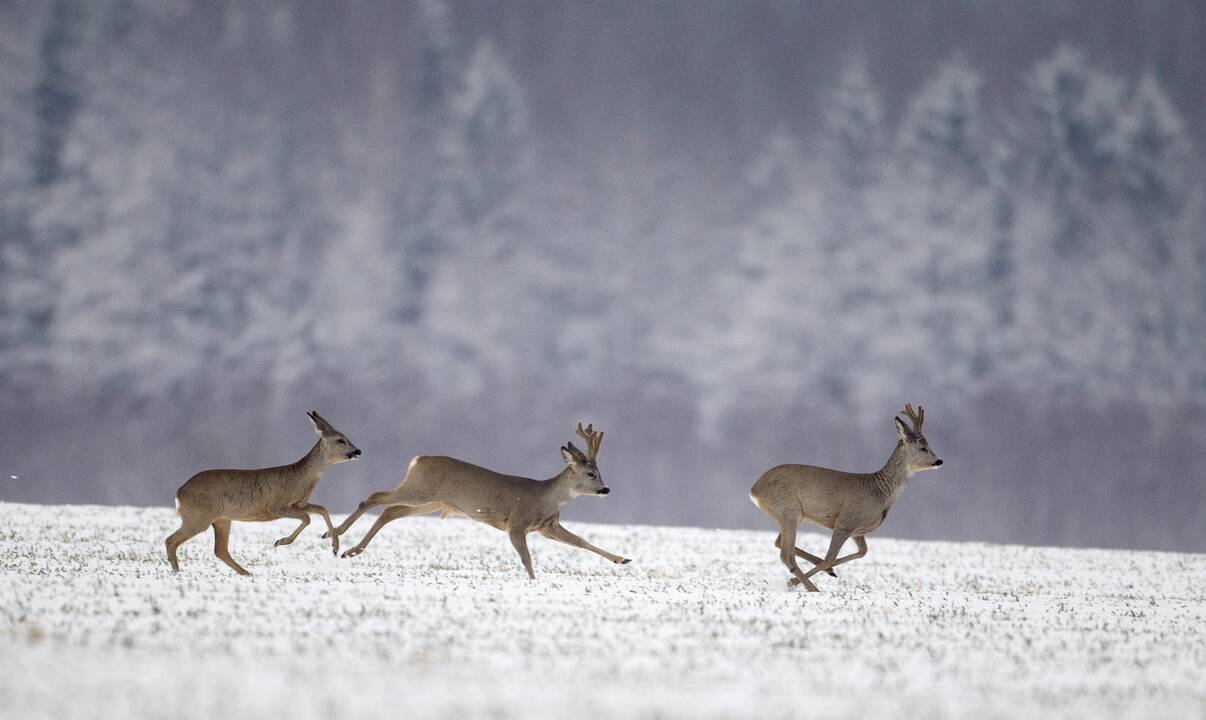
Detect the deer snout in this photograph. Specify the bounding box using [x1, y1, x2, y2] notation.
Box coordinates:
[597, 487, 611, 495]
[348, 449, 362, 459]
[933, 458, 943, 467]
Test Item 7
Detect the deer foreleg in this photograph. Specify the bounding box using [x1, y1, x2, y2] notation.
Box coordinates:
[298, 503, 339, 555]
[825, 535, 868, 570]
[775, 533, 837, 577]
[272, 505, 311, 547]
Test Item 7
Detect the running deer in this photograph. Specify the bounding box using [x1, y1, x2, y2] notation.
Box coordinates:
[165, 410, 361, 575]
[749, 404, 943, 591]
[327, 423, 630, 579]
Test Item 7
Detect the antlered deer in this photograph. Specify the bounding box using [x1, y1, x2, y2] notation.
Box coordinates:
[328, 423, 629, 579]
[165, 410, 361, 575]
[749, 404, 943, 591]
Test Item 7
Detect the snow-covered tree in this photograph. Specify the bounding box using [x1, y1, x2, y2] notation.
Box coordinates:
[0, 3, 40, 238]
[896, 56, 986, 189]
[35, 4, 200, 401]
[303, 61, 410, 382]
[815, 54, 903, 415]
[420, 36, 544, 393]
[416, 0, 456, 119]
[821, 53, 885, 194]
[445, 39, 533, 224]
[32, 0, 88, 189]
[892, 57, 995, 393]
[35, 3, 305, 408]
[400, 10, 533, 320]
[690, 126, 828, 429]
[1020, 46, 1124, 257]
[0, 3, 46, 375]
[1, 0, 98, 390]
[1008, 48, 1199, 405]
[1118, 72, 1193, 264]
[1114, 72, 1202, 400]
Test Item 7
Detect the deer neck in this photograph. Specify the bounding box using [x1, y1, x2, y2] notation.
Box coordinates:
[291, 441, 327, 488]
[546, 468, 579, 508]
[872, 443, 912, 504]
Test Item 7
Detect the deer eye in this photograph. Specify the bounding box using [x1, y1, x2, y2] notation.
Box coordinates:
[587, 472, 596, 478]
[336, 439, 347, 445]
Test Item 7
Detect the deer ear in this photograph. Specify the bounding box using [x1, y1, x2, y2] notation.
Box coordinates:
[561, 442, 586, 465]
[308, 411, 325, 435]
[894, 417, 913, 442]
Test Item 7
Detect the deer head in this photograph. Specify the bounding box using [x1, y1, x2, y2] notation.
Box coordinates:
[307, 410, 362, 465]
[894, 403, 942, 473]
[560, 422, 608, 496]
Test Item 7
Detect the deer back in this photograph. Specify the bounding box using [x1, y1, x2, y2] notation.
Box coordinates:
[177, 460, 315, 521]
[751, 463, 884, 529]
[402, 456, 563, 530]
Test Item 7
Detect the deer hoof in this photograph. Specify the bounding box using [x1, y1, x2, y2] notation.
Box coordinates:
[788, 578, 820, 592]
[828, 569, 837, 578]
[620, 558, 632, 565]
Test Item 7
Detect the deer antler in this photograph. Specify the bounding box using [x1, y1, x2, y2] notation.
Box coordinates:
[575, 422, 604, 462]
[901, 403, 925, 435]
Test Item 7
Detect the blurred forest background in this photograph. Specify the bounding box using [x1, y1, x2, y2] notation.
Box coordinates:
[2, 0, 1204, 551]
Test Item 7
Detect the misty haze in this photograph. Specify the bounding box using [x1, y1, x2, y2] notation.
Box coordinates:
[2, 0, 1204, 552]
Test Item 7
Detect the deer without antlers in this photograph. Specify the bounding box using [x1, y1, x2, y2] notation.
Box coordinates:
[748, 403, 943, 591]
[327, 422, 630, 579]
[166, 410, 361, 575]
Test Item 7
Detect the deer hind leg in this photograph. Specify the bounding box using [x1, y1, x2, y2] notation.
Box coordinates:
[165, 512, 211, 573]
[342, 502, 439, 558]
[327, 488, 412, 538]
[774, 533, 837, 577]
[272, 505, 310, 547]
[793, 527, 853, 589]
[509, 528, 536, 580]
[212, 519, 251, 576]
[775, 519, 818, 592]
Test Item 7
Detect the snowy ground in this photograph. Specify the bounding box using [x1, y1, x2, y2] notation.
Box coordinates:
[2, 502, 1204, 719]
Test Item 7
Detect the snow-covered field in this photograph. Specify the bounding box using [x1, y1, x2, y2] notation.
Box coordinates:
[2, 502, 1204, 719]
